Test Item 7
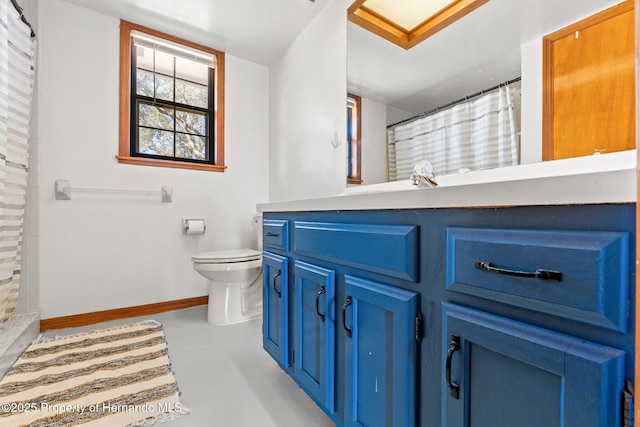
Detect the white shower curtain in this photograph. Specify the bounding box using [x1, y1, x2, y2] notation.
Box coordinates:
[0, 0, 35, 326]
[388, 85, 519, 181]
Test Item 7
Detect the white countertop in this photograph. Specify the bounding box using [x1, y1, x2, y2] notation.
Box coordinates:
[257, 151, 637, 212]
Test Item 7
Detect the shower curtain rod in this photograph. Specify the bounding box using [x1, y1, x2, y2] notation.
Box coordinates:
[10, 0, 35, 38]
[388, 76, 521, 129]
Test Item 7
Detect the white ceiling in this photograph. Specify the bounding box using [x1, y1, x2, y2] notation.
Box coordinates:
[58, 0, 330, 66]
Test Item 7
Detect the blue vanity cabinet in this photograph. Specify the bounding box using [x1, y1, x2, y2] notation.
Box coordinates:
[343, 275, 419, 427]
[263, 204, 635, 427]
[290, 220, 421, 426]
[443, 226, 632, 426]
[291, 260, 336, 413]
[441, 302, 625, 427]
[445, 227, 630, 332]
[263, 251, 289, 368]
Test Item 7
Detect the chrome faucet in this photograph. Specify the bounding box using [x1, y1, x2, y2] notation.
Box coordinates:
[410, 160, 438, 187]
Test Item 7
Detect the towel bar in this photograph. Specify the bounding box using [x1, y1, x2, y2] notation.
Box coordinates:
[54, 179, 173, 202]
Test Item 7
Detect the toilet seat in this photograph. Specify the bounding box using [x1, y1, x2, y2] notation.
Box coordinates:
[192, 248, 262, 264]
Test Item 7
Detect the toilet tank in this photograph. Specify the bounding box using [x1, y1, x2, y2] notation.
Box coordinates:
[252, 213, 263, 251]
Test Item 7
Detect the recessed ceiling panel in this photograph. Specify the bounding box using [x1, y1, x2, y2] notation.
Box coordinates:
[348, 0, 489, 49]
[362, 0, 459, 31]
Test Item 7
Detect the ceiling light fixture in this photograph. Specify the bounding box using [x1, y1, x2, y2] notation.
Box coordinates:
[348, 0, 489, 49]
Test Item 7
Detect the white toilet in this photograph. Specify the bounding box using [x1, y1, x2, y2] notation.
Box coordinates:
[192, 215, 263, 325]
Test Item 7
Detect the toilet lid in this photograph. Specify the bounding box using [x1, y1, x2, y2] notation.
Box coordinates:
[192, 248, 262, 263]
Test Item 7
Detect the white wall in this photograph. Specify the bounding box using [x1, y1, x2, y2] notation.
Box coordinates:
[359, 97, 387, 185]
[386, 105, 413, 127]
[268, 0, 349, 202]
[520, 38, 543, 165]
[37, 0, 269, 319]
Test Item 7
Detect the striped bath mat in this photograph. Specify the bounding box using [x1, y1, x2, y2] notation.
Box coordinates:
[0, 321, 188, 426]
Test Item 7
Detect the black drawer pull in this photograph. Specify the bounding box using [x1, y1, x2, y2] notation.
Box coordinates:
[342, 296, 353, 337]
[265, 232, 280, 237]
[315, 286, 326, 322]
[474, 260, 562, 282]
[446, 335, 460, 399]
[273, 270, 281, 298]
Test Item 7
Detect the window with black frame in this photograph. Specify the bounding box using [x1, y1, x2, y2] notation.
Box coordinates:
[118, 21, 226, 172]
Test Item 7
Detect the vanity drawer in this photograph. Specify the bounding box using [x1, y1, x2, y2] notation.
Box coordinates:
[446, 227, 630, 332]
[294, 221, 419, 282]
[263, 219, 290, 251]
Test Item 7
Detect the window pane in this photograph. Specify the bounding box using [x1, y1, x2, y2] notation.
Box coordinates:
[176, 133, 207, 160]
[135, 45, 153, 71]
[136, 69, 154, 97]
[138, 127, 174, 156]
[139, 103, 174, 130]
[175, 110, 206, 135]
[176, 79, 208, 108]
[155, 74, 174, 102]
[176, 57, 209, 85]
[154, 50, 174, 77]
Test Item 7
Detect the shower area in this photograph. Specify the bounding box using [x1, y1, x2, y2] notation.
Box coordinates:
[0, 0, 38, 377]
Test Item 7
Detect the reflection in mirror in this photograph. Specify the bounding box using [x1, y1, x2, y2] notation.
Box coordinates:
[387, 80, 521, 181]
[347, 0, 632, 186]
[347, 0, 490, 50]
[543, 1, 635, 161]
[347, 94, 362, 184]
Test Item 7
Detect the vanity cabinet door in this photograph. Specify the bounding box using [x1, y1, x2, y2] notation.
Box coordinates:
[343, 275, 419, 427]
[291, 260, 336, 413]
[442, 302, 625, 427]
[263, 251, 289, 368]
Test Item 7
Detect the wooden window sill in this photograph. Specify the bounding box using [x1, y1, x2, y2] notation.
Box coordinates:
[116, 156, 227, 172]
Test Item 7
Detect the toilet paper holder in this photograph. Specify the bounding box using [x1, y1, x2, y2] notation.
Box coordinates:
[183, 218, 206, 234]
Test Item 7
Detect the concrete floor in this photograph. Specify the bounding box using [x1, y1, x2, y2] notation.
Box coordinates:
[41, 306, 336, 427]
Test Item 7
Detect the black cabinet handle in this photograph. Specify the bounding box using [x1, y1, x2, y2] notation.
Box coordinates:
[315, 286, 326, 322]
[342, 296, 353, 337]
[446, 335, 460, 399]
[265, 232, 280, 237]
[273, 270, 281, 298]
[474, 260, 562, 282]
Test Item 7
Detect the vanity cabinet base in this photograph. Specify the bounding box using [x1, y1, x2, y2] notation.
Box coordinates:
[442, 302, 624, 427]
[261, 204, 635, 427]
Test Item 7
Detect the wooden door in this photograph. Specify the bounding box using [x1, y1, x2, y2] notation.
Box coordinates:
[543, 0, 635, 160]
[635, 1, 639, 426]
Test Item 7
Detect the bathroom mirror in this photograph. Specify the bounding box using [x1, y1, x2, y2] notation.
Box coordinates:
[347, 0, 632, 186]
